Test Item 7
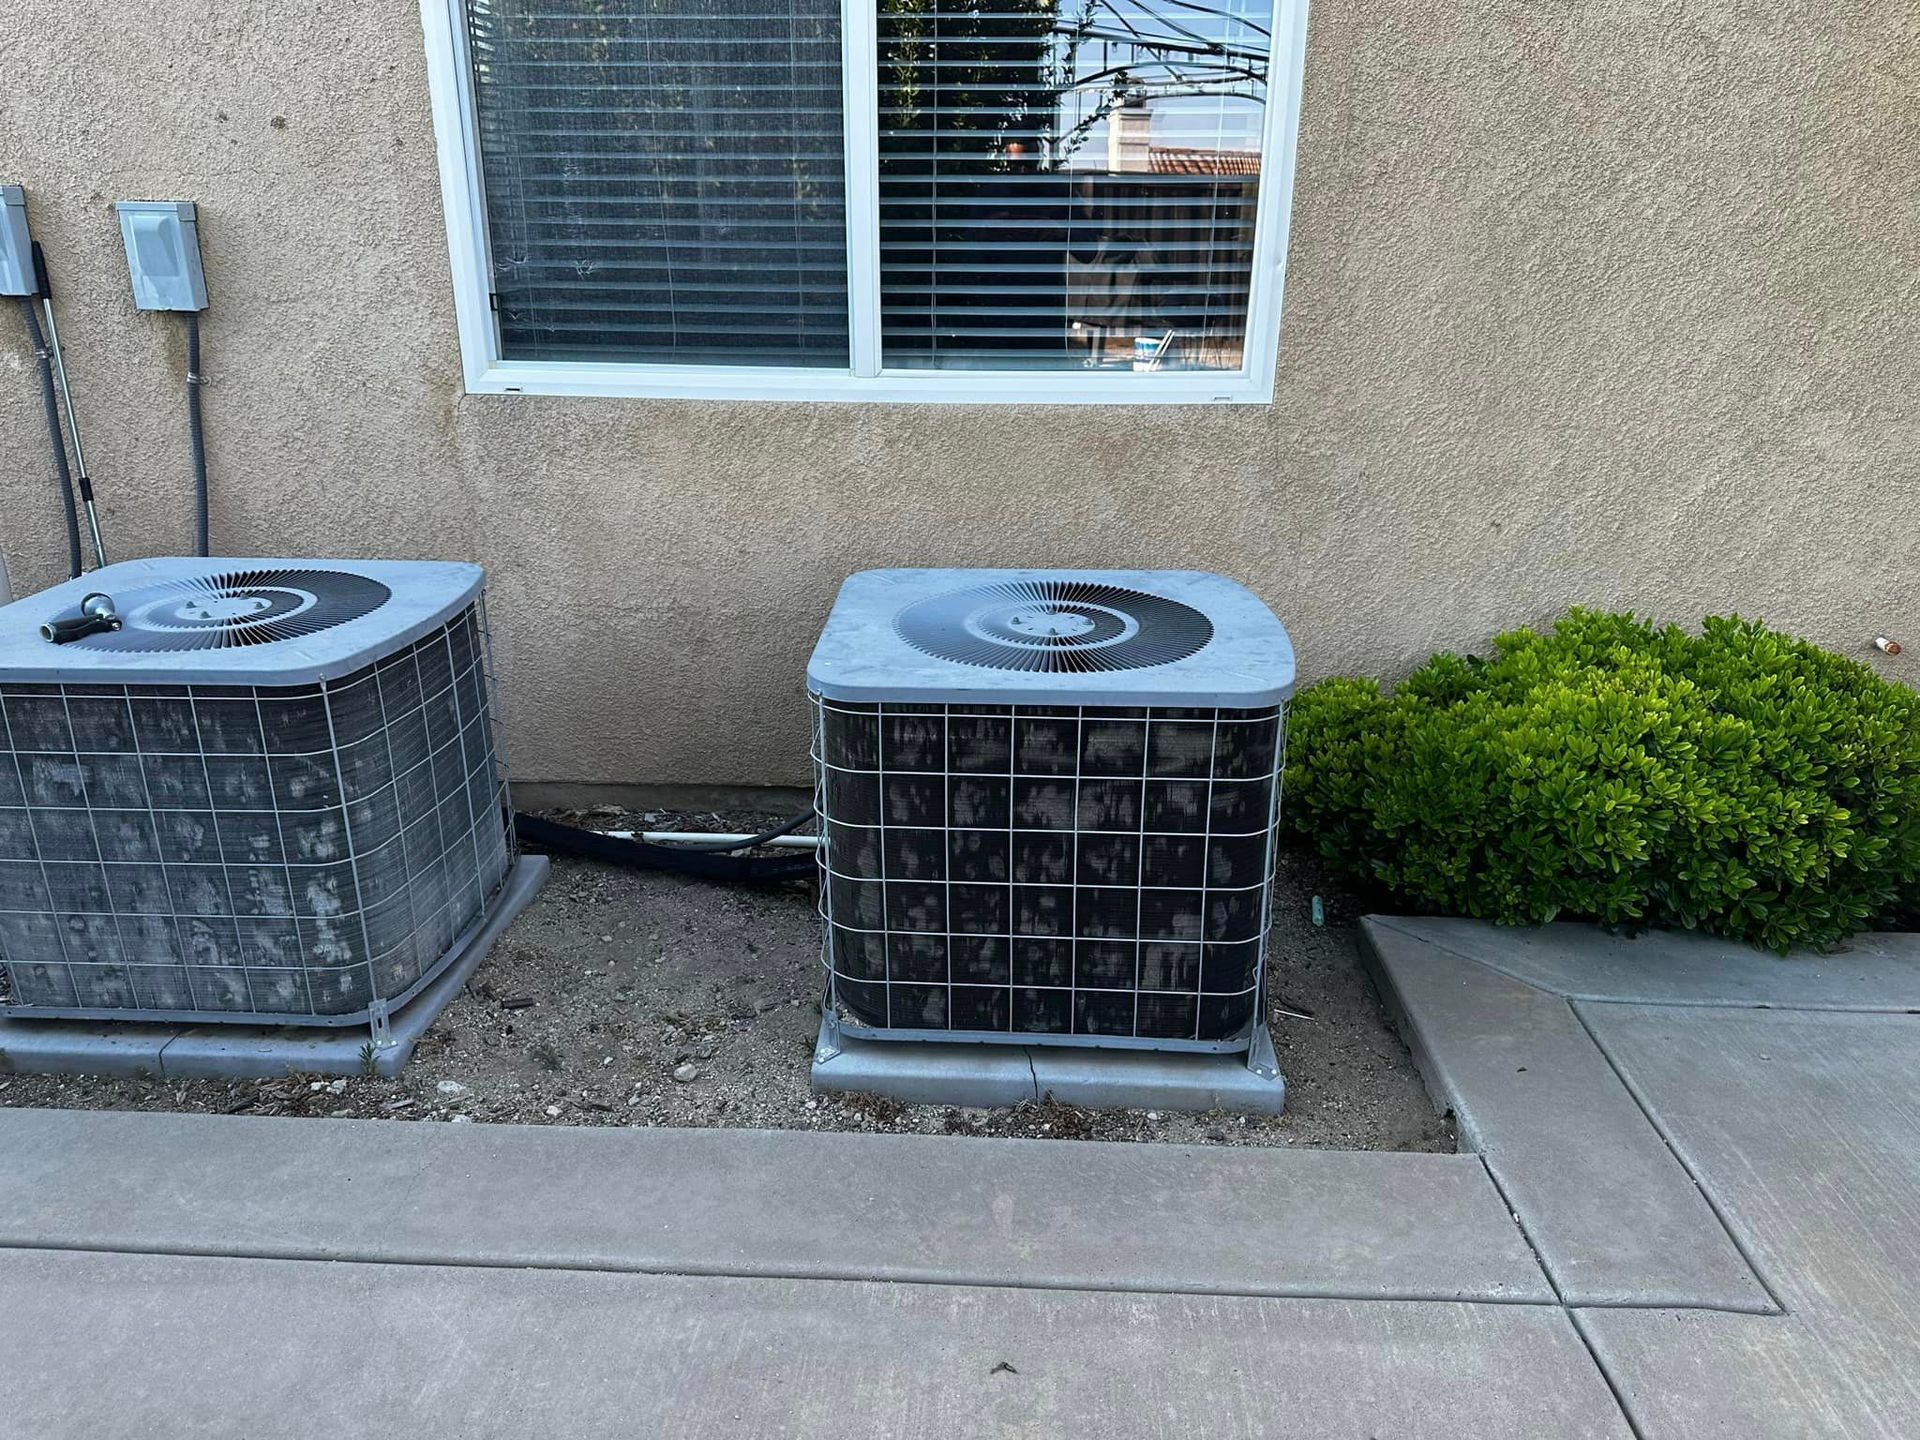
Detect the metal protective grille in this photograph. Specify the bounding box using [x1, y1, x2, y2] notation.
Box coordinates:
[813, 695, 1284, 1049]
[0, 601, 514, 1025]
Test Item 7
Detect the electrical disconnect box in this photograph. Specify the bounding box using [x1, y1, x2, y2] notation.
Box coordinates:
[0, 185, 35, 297]
[114, 200, 208, 311]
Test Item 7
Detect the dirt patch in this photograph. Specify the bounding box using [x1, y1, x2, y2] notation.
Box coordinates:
[0, 810, 1453, 1152]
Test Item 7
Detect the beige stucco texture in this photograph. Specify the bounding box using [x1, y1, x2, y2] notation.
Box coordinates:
[1, 1, 1913, 793]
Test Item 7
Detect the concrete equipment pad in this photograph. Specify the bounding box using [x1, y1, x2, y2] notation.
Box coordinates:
[0, 1020, 171, 1078]
[811, 1030, 1037, 1107]
[1360, 918, 1774, 1311]
[0, 1108, 1551, 1302]
[0, 1248, 1632, 1440]
[813, 1025, 1288, 1114]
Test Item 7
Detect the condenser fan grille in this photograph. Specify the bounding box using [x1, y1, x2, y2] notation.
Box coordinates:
[72, 568, 392, 653]
[0, 597, 514, 1029]
[894, 580, 1214, 674]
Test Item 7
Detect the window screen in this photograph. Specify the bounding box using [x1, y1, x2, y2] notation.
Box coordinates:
[465, 0, 850, 365]
[877, 0, 1272, 372]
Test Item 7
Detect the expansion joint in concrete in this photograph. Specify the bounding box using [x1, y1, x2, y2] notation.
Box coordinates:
[1568, 1000, 1788, 1318]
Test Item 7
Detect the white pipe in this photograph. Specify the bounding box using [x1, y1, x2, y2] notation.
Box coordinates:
[602, 830, 822, 851]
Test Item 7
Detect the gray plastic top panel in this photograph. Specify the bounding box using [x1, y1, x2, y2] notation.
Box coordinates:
[808, 569, 1295, 707]
[0, 557, 483, 687]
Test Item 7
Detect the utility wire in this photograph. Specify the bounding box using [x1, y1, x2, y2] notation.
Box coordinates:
[184, 312, 209, 557]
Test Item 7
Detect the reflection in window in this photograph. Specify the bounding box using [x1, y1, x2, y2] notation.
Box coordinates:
[878, 0, 1272, 371]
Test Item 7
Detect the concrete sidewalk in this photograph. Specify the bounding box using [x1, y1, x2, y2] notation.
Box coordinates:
[0, 1115, 1614, 1439]
[1364, 917, 1920, 1439]
[2, 918, 1916, 1437]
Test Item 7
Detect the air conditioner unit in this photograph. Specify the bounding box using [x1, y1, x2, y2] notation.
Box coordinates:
[807, 569, 1294, 1071]
[0, 557, 513, 1030]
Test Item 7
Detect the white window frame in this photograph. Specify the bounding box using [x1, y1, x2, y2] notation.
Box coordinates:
[419, 0, 1309, 405]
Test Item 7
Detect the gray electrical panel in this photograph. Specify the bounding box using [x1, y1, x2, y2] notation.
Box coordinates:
[0, 185, 34, 297]
[114, 200, 208, 311]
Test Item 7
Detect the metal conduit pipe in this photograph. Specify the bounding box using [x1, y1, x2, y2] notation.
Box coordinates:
[16, 295, 82, 579]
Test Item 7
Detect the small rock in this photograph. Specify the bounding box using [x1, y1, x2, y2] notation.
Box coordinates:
[1145, 1111, 1161, 1122]
[805, 1099, 818, 1111]
[544, 1105, 562, 1117]
[672, 1063, 699, 1084]
[1206, 1129, 1228, 1143]
[600, 934, 613, 944]
[601, 1056, 615, 1067]
[694, 1041, 719, 1061]
[437, 1080, 469, 1097]
[326, 1078, 349, 1096]
[308, 1081, 327, 1093]
[449, 1114, 474, 1125]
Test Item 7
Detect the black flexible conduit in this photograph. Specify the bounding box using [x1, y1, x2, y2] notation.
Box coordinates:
[184, 311, 209, 557]
[514, 813, 817, 884]
[17, 296, 82, 579]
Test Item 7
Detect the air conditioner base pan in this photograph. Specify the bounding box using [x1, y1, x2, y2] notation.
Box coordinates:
[811, 1016, 1286, 1115]
[0, 856, 547, 1081]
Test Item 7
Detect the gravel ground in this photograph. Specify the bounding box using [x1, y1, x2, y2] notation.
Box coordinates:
[0, 810, 1454, 1152]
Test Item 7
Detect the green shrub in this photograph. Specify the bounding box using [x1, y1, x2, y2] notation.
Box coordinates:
[1284, 610, 1920, 951]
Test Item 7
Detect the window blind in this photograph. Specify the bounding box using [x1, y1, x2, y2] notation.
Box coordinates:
[876, 0, 1271, 372]
[465, 0, 851, 366]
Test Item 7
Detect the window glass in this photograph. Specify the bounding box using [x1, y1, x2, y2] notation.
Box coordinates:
[877, 0, 1272, 372]
[466, 0, 851, 365]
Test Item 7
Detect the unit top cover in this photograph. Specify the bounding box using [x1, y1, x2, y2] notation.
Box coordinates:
[0, 556, 484, 685]
[808, 569, 1295, 706]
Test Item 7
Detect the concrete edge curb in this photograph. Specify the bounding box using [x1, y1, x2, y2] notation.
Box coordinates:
[1356, 917, 1779, 1314]
[1364, 915, 1920, 1013]
[0, 1112, 1551, 1303]
[1355, 919, 1457, 1132]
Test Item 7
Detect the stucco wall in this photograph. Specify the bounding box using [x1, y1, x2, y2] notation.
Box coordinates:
[1, 0, 1913, 794]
